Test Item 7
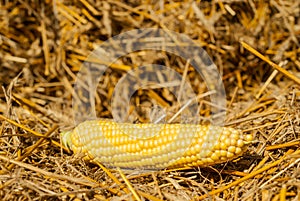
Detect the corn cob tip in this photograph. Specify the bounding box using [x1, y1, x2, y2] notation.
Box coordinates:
[61, 131, 72, 150]
[244, 134, 253, 144]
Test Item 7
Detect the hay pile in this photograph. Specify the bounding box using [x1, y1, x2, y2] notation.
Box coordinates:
[0, 0, 299, 200]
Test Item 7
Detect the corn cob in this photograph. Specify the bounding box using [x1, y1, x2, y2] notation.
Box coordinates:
[61, 119, 252, 169]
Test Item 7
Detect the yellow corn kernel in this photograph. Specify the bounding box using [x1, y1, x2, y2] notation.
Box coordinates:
[61, 119, 252, 169]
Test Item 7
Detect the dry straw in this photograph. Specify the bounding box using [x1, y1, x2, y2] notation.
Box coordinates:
[0, 0, 299, 200]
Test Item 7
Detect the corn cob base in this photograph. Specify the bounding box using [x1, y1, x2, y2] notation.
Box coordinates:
[61, 119, 252, 169]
